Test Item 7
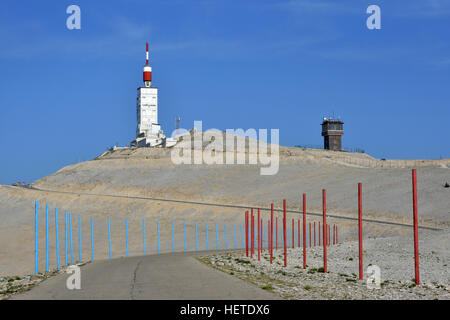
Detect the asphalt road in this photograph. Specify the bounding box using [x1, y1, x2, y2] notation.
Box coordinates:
[12, 251, 279, 300]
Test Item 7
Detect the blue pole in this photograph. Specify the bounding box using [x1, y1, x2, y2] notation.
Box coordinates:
[172, 220, 175, 252]
[195, 222, 198, 251]
[108, 218, 112, 259]
[45, 205, 49, 272]
[125, 218, 129, 257]
[35, 201, 38, 274]
[157, 220, 160, 254]
[183, 221, 186, 251]
[205, 223, 208, 250]
[241, 224, 244, 249]
[91, 217, 94, 261]
[143, 218, 146, 255]
[234, 224, 236, 249]
[55, 208, 60, 270]
[69, 213, 73, 264]
[225, 224, 227, 249]
[79, 215, 82, 261]
[216, 224, 219, 249]
[65, 211, 68, 266]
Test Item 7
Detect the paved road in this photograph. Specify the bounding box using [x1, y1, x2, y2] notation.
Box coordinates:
[15, 185, 442, 231]
[13, 251, 279, 300]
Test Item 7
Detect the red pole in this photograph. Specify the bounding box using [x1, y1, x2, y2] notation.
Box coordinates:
[259, 219, 262, 252]
[259, 219, 264, 254]
[250, 209, 252, 257]
[252, 210, 256, 257]
[302, 193, 306, 269]
[314, 222, 316, 247]
[283, 199, 287, 267]
[263, 220, 265, 252]
[270, 204, 273, 263]
[292, 219, 294, 248]
[358, 182, 363, 280]
[251, 209, 254, 258]
[323, 189, 327, 273]
[245, 211, 249, 257]
[253, 211, 256, 256]
[254, 210, 256, 256]
[245, 211, 247, 256]
[258, 209, 260, 261]
[412, 169, 420, 284]
[260, 218, 263, 253]
[276, 217, 278, 250]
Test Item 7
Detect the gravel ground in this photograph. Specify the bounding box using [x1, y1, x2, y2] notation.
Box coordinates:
[198, 229, 450, 300]
[0, 270, 60, 300]
[0, 262, 89, 300]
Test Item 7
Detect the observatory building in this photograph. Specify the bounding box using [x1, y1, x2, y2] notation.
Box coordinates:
[131, 43, 177, 148]
[321, 117, 344, 151]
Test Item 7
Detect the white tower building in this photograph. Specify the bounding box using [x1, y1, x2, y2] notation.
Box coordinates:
[131, 43, 177, 148]
[136, 86, 161, 140]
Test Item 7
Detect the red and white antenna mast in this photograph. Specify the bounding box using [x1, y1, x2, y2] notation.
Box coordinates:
[143, 42, 152, 87]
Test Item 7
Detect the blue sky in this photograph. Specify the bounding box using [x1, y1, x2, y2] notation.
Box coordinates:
[1, 0, 449, 184]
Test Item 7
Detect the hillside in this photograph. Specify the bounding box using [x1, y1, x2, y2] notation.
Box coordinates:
[0, 132, 449, 276]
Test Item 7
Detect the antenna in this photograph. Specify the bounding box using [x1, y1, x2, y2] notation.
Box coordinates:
[143, 42, 152, 87]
